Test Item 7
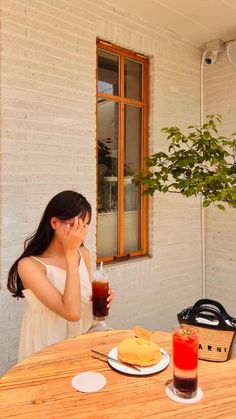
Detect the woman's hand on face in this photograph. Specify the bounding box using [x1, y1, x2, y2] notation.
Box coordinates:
[60, 217, 88, 254]
[107, 287, 113, 309]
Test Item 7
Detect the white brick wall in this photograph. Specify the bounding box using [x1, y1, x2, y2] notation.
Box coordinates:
[0, 0, 202, 375]
[204, 50, 236, 316]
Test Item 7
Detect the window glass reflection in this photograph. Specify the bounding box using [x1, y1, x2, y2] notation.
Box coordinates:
[124, 58, 142, 100]
[124, 105, 142, 253]
[97, 99, 119, 258]
[98, 50, 119, 96]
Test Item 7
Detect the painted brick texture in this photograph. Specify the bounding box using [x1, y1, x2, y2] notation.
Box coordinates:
[0, 0, 202, 375]
[205, 50, 236, 316]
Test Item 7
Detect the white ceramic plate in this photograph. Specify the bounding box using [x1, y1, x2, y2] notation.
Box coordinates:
[107, 347, 170, 376]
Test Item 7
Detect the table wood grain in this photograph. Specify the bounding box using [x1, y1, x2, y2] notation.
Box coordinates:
[1, 330, 236, 418]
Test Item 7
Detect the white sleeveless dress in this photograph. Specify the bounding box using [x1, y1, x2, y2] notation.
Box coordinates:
[18, 252, 109, 361]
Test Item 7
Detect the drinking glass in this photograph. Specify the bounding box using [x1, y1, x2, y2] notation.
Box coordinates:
[92, 270, 109, 321]
[172, 325, 198, 399]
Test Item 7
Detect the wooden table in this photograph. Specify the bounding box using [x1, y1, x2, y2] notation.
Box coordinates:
[1, 330, 236, 418]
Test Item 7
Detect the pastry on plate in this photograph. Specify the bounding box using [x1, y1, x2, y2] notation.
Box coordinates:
[118, 337, 161, 367]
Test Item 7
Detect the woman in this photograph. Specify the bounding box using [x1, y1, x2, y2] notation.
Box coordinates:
[7, 190, 112, 361]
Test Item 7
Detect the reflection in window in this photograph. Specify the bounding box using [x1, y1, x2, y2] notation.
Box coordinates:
[125, 58, 142, 101]
[97, 41, 148, 261]
[98, 50, 119, 96]
[97, 100, 118, 213]
[124, 105, 142, 252]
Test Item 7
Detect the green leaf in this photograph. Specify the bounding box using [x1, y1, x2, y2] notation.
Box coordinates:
[217, 204, 225, 211]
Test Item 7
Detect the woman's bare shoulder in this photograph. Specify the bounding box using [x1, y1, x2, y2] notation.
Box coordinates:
[17, 256, 45, 272]
[17, 256, 47, 289]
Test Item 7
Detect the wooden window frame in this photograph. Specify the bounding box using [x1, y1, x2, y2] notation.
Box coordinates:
[96, 39, 149, 264]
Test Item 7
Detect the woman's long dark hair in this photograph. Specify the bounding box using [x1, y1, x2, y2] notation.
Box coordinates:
[7, 190, 91, 299]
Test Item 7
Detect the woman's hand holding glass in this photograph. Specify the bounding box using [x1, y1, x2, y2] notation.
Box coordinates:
[107, 287, 113, 309]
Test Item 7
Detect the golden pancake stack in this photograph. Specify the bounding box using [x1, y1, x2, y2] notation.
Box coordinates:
[118, 326, 161, 367]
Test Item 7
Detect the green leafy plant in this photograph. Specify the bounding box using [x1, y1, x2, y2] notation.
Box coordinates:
[133, 115, 236, 210]
[98, 139, 113, 169]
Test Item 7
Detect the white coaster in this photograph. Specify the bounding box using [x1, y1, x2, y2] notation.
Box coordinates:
[71, 372, 106, 393]
[165, 382, 203, 404]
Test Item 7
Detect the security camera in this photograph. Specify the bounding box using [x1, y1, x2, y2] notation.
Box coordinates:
[204, 40, 224, 65]
[205, 53, 217, 65]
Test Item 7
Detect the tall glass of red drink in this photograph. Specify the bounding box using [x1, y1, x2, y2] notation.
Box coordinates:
[172, 325, 198, 399]
[92, 270, 109, 321]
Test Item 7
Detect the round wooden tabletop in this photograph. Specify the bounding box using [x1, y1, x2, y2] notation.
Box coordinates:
[1, 329, 236, 418]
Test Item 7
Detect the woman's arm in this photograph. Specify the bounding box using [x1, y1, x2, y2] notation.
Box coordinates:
[80, 246, 91, 275]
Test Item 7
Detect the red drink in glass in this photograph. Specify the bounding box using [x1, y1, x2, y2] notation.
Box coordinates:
[92, 278, 109, 320]
[172, 325, 198, 398]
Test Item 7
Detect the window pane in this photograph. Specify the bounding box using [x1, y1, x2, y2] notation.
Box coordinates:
[96, 42, 148, 261]
[124, 58, 142, 101]
[97, 100, 119, 258]
[124, 105, 142, 253]
[98, 50, 119, 96]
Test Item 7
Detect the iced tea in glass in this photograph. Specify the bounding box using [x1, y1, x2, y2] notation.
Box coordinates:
[92, 271, 109, 321]
[172, 325, 198, 399]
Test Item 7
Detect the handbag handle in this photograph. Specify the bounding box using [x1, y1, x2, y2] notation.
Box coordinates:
[192, 299, 230, 320]
[187, 305, 227, 329]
